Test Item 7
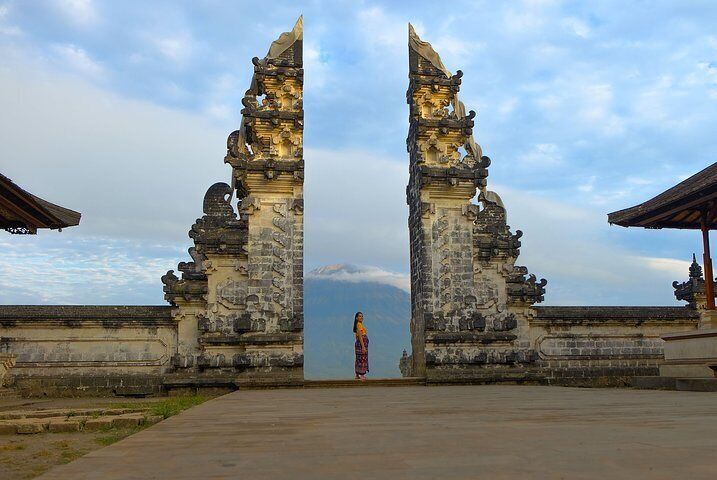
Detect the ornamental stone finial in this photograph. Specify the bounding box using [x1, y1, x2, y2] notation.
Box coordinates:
[689, 253, 703, 279]
[674, 253, 706, 308]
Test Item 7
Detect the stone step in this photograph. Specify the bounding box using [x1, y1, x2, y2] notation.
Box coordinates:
[632, 376, 717, 392]
[163, 375, 425, 390]
[428, 372, 545, 385]
[0, 407, 146, 420]
[0, 412, 163, 434]
[676, 377, 717, 392]
[163, 375, 237, 389]
[303, 378, 425, 388]
[631, 376, 677, 390]
[0, 388, 15, 398]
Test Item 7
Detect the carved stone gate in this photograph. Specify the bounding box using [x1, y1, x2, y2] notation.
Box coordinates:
[155, 20, 697, 388]
[405, 25, 546, 382]
[161, 18, 547, 385]
[162, 18, 305, 385]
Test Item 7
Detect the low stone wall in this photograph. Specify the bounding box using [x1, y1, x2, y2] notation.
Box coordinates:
[0, 306, 176, 396]
[531, 306, 699, 386]
[1, 304, 703, 393]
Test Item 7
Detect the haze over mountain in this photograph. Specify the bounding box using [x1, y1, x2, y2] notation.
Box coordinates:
[304, 264, 410, 379]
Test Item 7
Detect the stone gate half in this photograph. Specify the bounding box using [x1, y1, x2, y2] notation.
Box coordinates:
[406, 25, 547, 382]
[162, 17, 305, 385]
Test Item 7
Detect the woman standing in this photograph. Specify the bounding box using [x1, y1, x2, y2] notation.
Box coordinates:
[353, 312, 369, 380]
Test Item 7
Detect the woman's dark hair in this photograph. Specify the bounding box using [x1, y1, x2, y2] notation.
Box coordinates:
[352, 311, 363, 333]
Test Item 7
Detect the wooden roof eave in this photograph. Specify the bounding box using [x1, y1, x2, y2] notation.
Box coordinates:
[0, 174, 81, 233]
[607, 165, 717, 229]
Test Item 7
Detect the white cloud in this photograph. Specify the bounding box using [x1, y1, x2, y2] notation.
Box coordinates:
[529, 43, 568, 63]
[518, 143, 562, 166]
[533, 80, 626, 136]
[0, 2, 21, 36]
[579, 83, 613, 119]
[308, 264, 410, 292]
[305, 147, 409, 271]
[148, 33, 197, 65]
[504, 8, 546, 34]
[431, 36, 484, 62]
[0, 48, 230, 244]
[642, 257, 691, 279]
[497, 97, 519, 117]
[201, 73, 240, 121]
[304, 41, 331, 90]
[357, 6, 405, 52]
[0, 236, 182, 304]
[562, 17, 591, 38]
[495, 184, 693, 305]
[535, 93, 560, 110]
[52, 0, 98, 27]
[625, 176, 653, 186]
[0, 24, 21, 36]
[51, 43, 104, 78]
[631, 75, 673, 124]
[577, 175, 596, 193]
[522, 0, 559, 6]
[204, 103, 233, 122]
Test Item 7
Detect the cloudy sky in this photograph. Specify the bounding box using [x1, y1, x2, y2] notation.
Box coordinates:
[1, 0, 715, 306]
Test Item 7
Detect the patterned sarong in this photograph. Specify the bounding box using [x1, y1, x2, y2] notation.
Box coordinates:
[355, 336, 369, 375]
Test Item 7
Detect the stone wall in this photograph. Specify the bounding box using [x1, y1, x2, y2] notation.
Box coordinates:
[0, 306, 176, 396]
[402, 306, 699, 385]
[531, 307, 699, 386]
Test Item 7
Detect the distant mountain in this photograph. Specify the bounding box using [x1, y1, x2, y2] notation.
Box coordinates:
[304, 264, 411, 379]
[310, 264, 363, 276]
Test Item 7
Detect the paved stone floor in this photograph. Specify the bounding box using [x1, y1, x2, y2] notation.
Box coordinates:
[38, 385, 717, 479]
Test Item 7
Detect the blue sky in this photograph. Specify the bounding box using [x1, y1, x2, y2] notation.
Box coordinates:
[1, 0, 716, 305]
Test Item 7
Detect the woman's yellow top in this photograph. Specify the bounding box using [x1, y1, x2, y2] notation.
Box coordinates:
[356, 322, 367, 338]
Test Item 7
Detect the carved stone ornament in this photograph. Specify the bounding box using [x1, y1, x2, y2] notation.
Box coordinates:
[673, 253, 708, 308]
[216, 279, 247, 308]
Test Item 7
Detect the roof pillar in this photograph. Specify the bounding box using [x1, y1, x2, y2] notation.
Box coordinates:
[701, 211, 715, 309]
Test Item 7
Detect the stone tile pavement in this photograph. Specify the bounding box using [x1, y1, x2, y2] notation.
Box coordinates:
[38, 385, 717, 479]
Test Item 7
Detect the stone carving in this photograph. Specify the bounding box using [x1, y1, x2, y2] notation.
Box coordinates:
[406, 25, 546, 381]
[0, 354, 15, 387]
[189, 182, 247, 256]
[162, 17, 304, 384]
[399, 350, 413, 377]
[673, 253, 707, 308]
[216, 279, 247, 308]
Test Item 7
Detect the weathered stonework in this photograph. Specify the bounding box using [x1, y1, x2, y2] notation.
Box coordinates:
[0, 306, 175, 396]
[162, 17, 304, 386]
[531, 306, 699, 386]
[406, 25, 546, 382]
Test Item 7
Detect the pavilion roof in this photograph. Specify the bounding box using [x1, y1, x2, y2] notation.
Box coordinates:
[0, 173, 81, 234]
[607, 162, 717, 229]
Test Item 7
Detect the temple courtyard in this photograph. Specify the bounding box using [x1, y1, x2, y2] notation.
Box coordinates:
[24, 384, 717, 479]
